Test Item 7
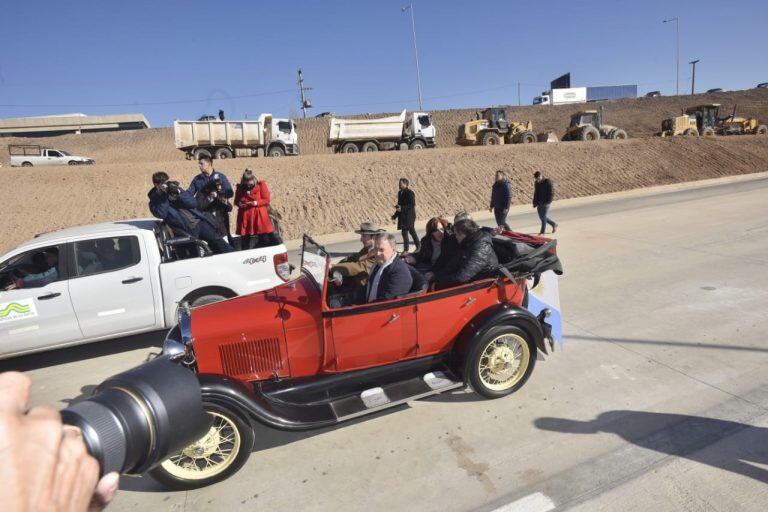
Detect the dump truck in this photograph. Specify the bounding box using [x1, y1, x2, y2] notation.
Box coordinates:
[9, 145, 95, 167]
[685, 104, 768, 137]
[657, 113, 699, 137]
[457, 107, 538, 146]
[173, 114, 299, 160]
[327, 110, 436, 153]
[561, 107, 628, 141]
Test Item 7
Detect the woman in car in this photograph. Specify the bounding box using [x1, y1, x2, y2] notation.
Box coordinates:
[234, 169, 278, 249]
[403, 217, 448, 273]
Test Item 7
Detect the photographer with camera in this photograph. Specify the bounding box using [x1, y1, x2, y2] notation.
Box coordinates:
[0, 372, 119, 512]
[187, 156, 233, 200]
[148, 171, 234, 254]
[196, 177, 233, 245]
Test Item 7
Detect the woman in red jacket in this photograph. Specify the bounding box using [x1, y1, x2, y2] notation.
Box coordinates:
[234, 169, 278, 249]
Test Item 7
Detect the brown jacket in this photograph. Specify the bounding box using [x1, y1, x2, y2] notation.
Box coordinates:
[331, 247, 375, 286]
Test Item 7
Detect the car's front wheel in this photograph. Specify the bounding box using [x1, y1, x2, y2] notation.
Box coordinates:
[464, 325, 536, 399]
[149, 402, 254, 490]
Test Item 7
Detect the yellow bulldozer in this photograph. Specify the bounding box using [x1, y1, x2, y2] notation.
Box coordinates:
[658, 112, 700, 137]
[456, 107, 538, 146]
[685, 104, 768, 136]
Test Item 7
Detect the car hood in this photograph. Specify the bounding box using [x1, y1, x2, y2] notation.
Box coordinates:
[191, 274, 322, 380]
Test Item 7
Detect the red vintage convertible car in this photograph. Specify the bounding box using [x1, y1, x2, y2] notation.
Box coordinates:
[151, 232, 563, 488]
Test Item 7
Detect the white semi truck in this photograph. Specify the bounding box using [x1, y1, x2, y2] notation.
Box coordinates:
[533, 87, 588, 106]
[327, 110, 436, 153]
[174, 114, 299, 160]
[9, 145, 95, 167]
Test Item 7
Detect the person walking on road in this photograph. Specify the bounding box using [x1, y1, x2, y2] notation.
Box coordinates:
[533, 171, 558, 235]
[489, 170, 513, 231]
[392, 178, 420, 253]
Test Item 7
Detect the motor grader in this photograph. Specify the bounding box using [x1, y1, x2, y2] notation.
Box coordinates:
[456, 107, 538, 146]
[658, 112, 699, 137]
[561, 107, 628, 141]
[685, 104, 768, 136]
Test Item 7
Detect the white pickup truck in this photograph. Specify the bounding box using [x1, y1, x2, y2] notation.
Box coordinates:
[9, 145, 95, 167]
[0, 219, 290, 359]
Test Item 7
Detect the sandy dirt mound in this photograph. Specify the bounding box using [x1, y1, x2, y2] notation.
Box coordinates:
[1, 136, 767, 253]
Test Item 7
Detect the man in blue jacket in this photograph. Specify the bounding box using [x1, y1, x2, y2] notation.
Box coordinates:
[366, 233, 413, 303]
[187, 156, 234, 199]
[148, 171, 234, 254]
[489, 170, 513, 231]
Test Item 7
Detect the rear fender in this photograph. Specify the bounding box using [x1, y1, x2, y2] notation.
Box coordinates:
[452, 304, 547, 370]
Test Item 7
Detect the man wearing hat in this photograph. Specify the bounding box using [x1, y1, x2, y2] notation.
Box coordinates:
[328, 221, 384, 306]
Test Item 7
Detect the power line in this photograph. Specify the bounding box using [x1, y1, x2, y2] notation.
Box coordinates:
[0, 88, 296, 108]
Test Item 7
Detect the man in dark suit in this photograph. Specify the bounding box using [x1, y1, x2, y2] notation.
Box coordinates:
[392, 178, 419, 253]
[366, 233, 413, 303]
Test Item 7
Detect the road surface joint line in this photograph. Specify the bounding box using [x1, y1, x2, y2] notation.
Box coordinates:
[563, 319, 768, 414]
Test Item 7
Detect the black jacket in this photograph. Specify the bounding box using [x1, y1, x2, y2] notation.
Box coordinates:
[392, 188, 416, 230]
[533, 178, 555, 207]
[435, 229, 499, 289]
[366, 256, 413, 302]
[197, 193, 233, 237]
[490, 180, 513, 210]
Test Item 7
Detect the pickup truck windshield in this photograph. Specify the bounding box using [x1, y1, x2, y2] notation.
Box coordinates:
[300, 236, 328, 290]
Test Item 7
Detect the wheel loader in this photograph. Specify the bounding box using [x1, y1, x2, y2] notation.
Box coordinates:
[561, 107, 628, 141]
[657, 112, 699, 137]
[456, 107, 538, 146]
[685, 104, 768, 136]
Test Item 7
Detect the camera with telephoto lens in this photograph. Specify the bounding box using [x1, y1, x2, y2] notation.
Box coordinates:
[165, 180, 182, 199]
[60, 355, 211, 476]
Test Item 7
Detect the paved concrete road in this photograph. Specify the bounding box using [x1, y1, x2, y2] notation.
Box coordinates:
[3, 176, 767, 511]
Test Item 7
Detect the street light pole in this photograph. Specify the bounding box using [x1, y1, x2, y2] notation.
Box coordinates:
[662, 17, 679, 96]
[690, 59, 700, 95]
[402, 4, 424, 110]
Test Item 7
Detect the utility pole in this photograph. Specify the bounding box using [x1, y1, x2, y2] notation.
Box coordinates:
[662, 17, 679, 95]
[517, 82, 521, 106]
[401, 4, 424, 110]
[689, 59, 700, 95]
[297, 69, 313, 119]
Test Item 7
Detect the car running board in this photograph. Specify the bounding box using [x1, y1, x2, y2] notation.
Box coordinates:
[330, 371, 464, 422]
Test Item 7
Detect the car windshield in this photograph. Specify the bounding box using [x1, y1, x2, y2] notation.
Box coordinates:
[300, 235, 328, 290]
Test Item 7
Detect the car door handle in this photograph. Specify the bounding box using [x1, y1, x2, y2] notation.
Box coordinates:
[122, 277, 144, 284]
[464, 297, 476, 307]
[37, 292, 61, 300]
[387, 313, 400, 324]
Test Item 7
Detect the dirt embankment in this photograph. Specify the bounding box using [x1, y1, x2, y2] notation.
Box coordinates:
[1, 136, 767, 253]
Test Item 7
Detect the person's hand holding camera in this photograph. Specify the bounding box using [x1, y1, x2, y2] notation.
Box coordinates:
[0, 372, 119, 512]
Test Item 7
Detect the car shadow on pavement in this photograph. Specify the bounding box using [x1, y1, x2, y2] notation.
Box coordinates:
[0, 330, 165, 373]
[535, 410, 768, 483]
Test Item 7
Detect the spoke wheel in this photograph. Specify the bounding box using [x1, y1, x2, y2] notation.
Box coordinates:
[160, 412, 240, 480]
[463, 325, 536, 399]
[150, 403, 254, 489]
[478, 333, 530, 391]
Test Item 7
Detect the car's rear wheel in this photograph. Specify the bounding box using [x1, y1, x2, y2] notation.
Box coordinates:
[21, 161, 33, 167]
[464, 325, 536, 399]
[68, 160, 79, 165]
[150, 403, 254, 490]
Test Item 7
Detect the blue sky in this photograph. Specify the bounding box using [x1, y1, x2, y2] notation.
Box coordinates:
[1, 0, 766, 126]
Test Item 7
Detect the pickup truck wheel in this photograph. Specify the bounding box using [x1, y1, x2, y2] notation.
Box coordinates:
[268, 146, 285, 157]
[149, 403, 254, 490]
[191, 294, 227, 307]
[215, 148, 233, 159]
[464, 325, 536, 399]
[68, 160, 79, 166]
[21, 161, 33, 167]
